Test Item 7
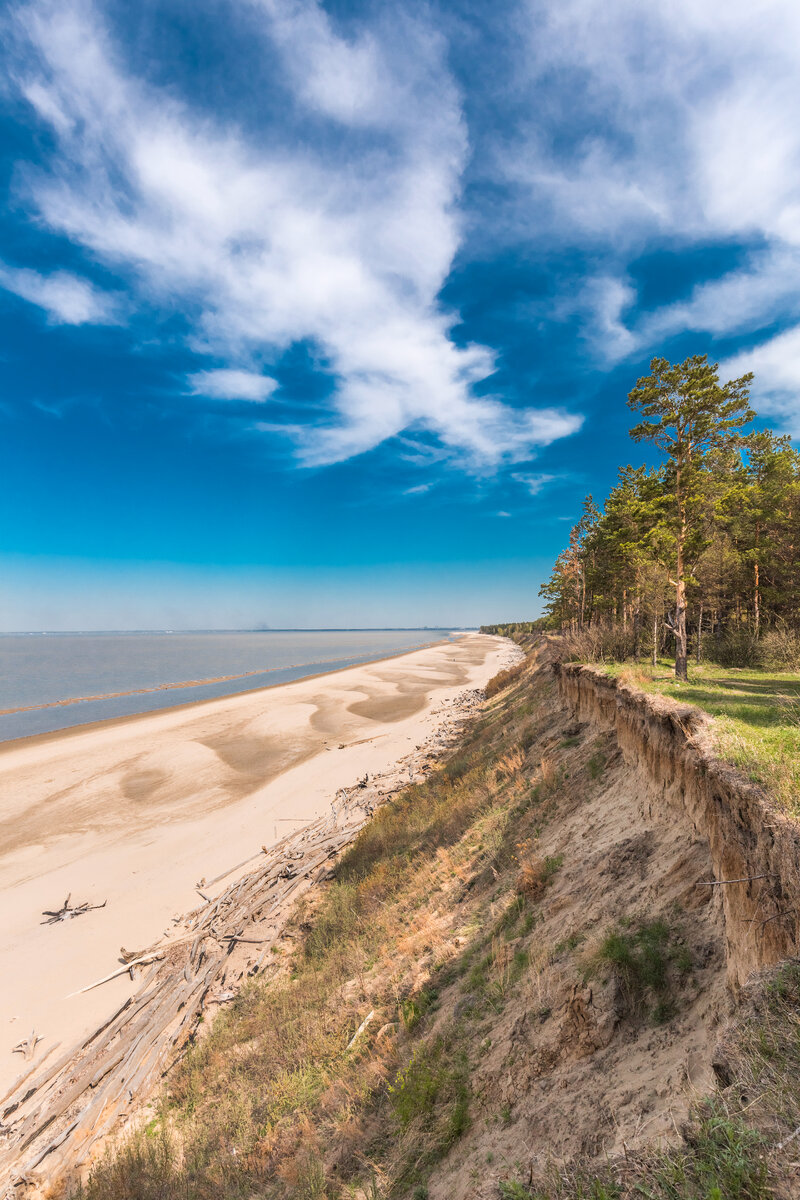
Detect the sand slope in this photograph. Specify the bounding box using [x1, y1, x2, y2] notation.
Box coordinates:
[0, 633, 509, 1093]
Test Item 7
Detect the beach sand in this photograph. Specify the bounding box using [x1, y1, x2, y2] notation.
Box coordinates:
[0, 632, 510, 1093]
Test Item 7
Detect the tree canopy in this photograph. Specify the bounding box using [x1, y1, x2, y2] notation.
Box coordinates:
[536, 355, 800, 675]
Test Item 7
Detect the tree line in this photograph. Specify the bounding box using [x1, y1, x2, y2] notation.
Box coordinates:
[534, 355, 800, 679]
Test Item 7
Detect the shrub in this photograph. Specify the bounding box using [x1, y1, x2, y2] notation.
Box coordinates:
[556, 626, 636, 664]
[708, 625, 800, 670]
[760, 627, 800, 671]
[516, 853, 563, 900]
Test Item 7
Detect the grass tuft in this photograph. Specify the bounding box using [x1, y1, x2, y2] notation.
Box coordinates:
[516, 853, 563, 900]
[588, 917, 691, 1023]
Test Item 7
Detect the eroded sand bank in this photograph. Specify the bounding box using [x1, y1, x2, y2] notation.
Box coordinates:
[0, 633, 511, 1092]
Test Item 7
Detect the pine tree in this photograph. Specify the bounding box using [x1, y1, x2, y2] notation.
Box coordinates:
[627, 355, 754, 680]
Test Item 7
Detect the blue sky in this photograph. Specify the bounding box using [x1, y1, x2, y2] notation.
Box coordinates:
[2, 0, 800, 630]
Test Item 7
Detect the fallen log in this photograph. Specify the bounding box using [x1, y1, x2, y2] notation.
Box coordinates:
[65, 953, 165, 999]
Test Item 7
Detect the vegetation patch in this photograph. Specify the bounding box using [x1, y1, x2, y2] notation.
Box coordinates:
[516, 853, 563, 900]
[503, 1101, 770, 1200]
[586, 916, 691, 1024]
[486, 661, 526, 698]
[76, 652, 557, 1200]
[604, 659, 800, 815]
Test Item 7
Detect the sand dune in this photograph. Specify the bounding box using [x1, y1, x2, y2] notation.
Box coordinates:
[0, 633, 510, 1093]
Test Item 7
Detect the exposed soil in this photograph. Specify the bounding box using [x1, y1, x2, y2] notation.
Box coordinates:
[423, 660, 731, 1197]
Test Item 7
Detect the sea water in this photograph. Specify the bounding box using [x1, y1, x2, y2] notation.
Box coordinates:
[0, 629, 456, 742]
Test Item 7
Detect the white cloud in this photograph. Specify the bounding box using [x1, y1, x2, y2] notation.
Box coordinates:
[721, 327, 800, 436]
[588, 247, 800, 369]
[502, 0, 800, 392]
[510, 0, 800, 246]
[187, 369, 278, 402]
[511, 471, 556, 496]
[8, 0, 580, 469]
[0, 262, 118, 324]
[579, 276, 637, 363]
[640, 248, 800, 345]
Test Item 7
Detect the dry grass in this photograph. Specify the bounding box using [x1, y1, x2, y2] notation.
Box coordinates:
[485, 661, 526, 698]
[74, 647, 800, 1200]
[516, 853, 563, 900]
[77, 656, 546, 1200]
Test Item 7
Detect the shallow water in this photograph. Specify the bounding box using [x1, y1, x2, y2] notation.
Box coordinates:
[0, 629, 454, 741]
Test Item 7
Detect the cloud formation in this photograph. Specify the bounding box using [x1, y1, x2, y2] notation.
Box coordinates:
[721, 329, 800, 437]
[499, 0, 800, 427]
[6, 0, 580, 468]
[187, 369, 278, 403]
[0, 262, 120, 324]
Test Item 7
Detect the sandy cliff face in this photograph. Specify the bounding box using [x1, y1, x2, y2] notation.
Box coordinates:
[426, 657, 731, 1197]
[555, 662, 800, 987]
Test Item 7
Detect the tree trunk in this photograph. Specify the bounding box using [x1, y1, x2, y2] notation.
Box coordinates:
[753, 561, 760, 637]
[675, 578, 688, 680]
[674, 460, 688, 681]
[652, 615, 658, 668]
[696, 603, 703, 664]
[633, 589, 641, 659]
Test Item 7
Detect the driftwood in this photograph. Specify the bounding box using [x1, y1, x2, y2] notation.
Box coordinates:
[696, 874, 775, 886]
[346, 1010, 375, 1050]
[65, 954, 166, 998]
[0, 797, 370, 1191]
[0, 686, 484, 1194]
[11, 1034, 41, 1064]
[40, 896, 107, 925]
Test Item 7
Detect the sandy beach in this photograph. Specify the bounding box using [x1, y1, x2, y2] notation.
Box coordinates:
[0, 632, 511, 1095]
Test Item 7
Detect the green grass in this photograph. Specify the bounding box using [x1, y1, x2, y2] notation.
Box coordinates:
[506, 1101, 770, 1200]
[636, 1104, 770, 1200]
[587, 917, 691, 1024]
[601, 659, 800, 814]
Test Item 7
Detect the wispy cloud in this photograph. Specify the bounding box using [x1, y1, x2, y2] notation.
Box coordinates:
[7, 0, 581, 469]
[507, 0, 800, 248]
[511, 471, 556, 497]
[0, 262, 119, 324]
[187, 369, 278, 402]
[496, 0, 800, 429]
[721, 328, 800, 437]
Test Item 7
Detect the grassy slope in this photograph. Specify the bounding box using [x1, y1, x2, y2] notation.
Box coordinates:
[601, 660, 800, 816]
[78, 649, 800, 1200]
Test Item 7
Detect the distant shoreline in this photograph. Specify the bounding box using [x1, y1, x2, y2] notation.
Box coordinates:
[0, 627, 475, 636]
[0, 635, 456, 747]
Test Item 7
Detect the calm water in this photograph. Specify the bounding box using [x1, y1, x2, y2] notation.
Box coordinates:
[0, 630, 455, 742]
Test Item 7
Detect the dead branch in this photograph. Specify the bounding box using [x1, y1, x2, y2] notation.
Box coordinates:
[11, 1034, 41, 1063]
[41, 896, 107, 925]
[696, 874, 774, 886]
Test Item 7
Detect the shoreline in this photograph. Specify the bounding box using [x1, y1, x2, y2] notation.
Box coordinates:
[0, 635, 454, 746]
[0, 633, 515, 1099]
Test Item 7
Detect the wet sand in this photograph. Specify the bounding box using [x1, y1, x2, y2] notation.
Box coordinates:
[0, 633, 511, 1092]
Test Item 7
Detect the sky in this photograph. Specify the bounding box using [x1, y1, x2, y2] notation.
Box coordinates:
[2, 0, 800, 630]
